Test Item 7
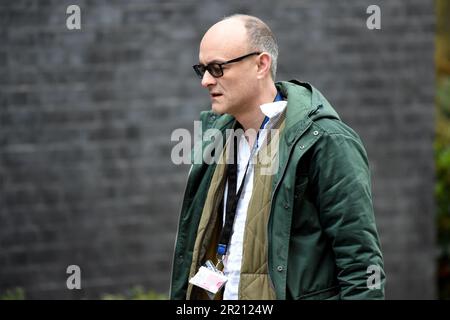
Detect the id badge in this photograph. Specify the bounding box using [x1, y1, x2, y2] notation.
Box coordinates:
[189, 264, 228, 295]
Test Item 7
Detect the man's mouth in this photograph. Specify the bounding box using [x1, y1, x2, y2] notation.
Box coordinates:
[210, 92, 223, 98]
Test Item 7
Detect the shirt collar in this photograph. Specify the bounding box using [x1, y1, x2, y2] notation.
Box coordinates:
[260, 98, 287, 119]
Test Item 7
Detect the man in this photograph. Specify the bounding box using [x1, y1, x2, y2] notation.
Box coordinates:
[170, 14, 385, 300]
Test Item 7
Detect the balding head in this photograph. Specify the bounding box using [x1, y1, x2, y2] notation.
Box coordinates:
[200, 15, 278, 80]
[225, 15, 278, 80]
[199, 17, 250, 66]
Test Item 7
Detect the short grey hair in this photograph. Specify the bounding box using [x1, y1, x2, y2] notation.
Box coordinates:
[223, 14, 279, 80]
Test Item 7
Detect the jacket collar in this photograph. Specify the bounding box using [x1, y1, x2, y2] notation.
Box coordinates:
[276, 80, 340, 145]
[204, 80, 340, 145]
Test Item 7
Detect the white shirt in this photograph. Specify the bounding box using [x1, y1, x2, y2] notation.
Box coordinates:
[222, 100, 287, 300]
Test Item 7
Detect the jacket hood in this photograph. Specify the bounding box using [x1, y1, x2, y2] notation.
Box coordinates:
[272, 80, 340, 145]
[276, 80, 340, 124]
[201, 80, 340, 135]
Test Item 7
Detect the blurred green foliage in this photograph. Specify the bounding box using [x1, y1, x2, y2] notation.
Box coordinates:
[0, 288, 25, 300]
[436, 77, 450, 299]
[101, 286, 168, 300]
[436, 0, 450, 299]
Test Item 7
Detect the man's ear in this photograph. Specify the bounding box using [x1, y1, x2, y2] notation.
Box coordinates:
[256, 53, 272, 79]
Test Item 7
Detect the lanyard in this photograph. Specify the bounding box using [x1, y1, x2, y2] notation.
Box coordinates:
[216, 91, 283, 259]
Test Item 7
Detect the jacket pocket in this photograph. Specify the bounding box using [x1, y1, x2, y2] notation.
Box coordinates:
[297, 285, 341, 300]
[294, 176, 308, 200]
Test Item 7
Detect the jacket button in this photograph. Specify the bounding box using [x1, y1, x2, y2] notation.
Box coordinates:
[284, 203, 289, 209]
[313, 130, 319, 136]
[299, 145, 305, 149]
[277, 265, 284, 272]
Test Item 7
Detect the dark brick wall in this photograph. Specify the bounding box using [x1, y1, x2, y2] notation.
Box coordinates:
[0, 0, 436, 299]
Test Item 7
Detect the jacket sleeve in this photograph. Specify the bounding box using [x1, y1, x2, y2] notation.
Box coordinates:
[309, 129, 385, 299]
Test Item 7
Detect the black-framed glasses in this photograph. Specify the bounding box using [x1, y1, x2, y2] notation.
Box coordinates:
[193, 52, 261, 79]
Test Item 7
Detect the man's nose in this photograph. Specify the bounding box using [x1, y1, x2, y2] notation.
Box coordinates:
[201, 70, 217, 88]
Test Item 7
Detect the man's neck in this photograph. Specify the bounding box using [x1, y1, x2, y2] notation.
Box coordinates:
[233, 82, 277, 148]
[234, 83, 277, 132]
[237, 110, 266, 132]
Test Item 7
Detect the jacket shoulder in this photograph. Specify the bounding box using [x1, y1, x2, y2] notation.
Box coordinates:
[312, 117, 364, 144]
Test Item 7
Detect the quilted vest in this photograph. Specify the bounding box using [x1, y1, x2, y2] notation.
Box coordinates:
[186, 114, 286, 300]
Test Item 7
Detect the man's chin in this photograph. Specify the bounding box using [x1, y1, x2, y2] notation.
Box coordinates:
[211, 103, 226, 115]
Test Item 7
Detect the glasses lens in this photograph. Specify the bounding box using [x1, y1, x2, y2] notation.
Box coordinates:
[208, 64, 222, 77]
[193, 65, 205, 79]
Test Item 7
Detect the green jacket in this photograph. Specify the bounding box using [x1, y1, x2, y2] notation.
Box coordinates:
[170, 80, 385, 300]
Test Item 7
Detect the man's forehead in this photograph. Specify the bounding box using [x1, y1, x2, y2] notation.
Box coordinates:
[198, 44, 239, 64]
[198, 18, 248, 63]
[199, 36, 249, 64]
